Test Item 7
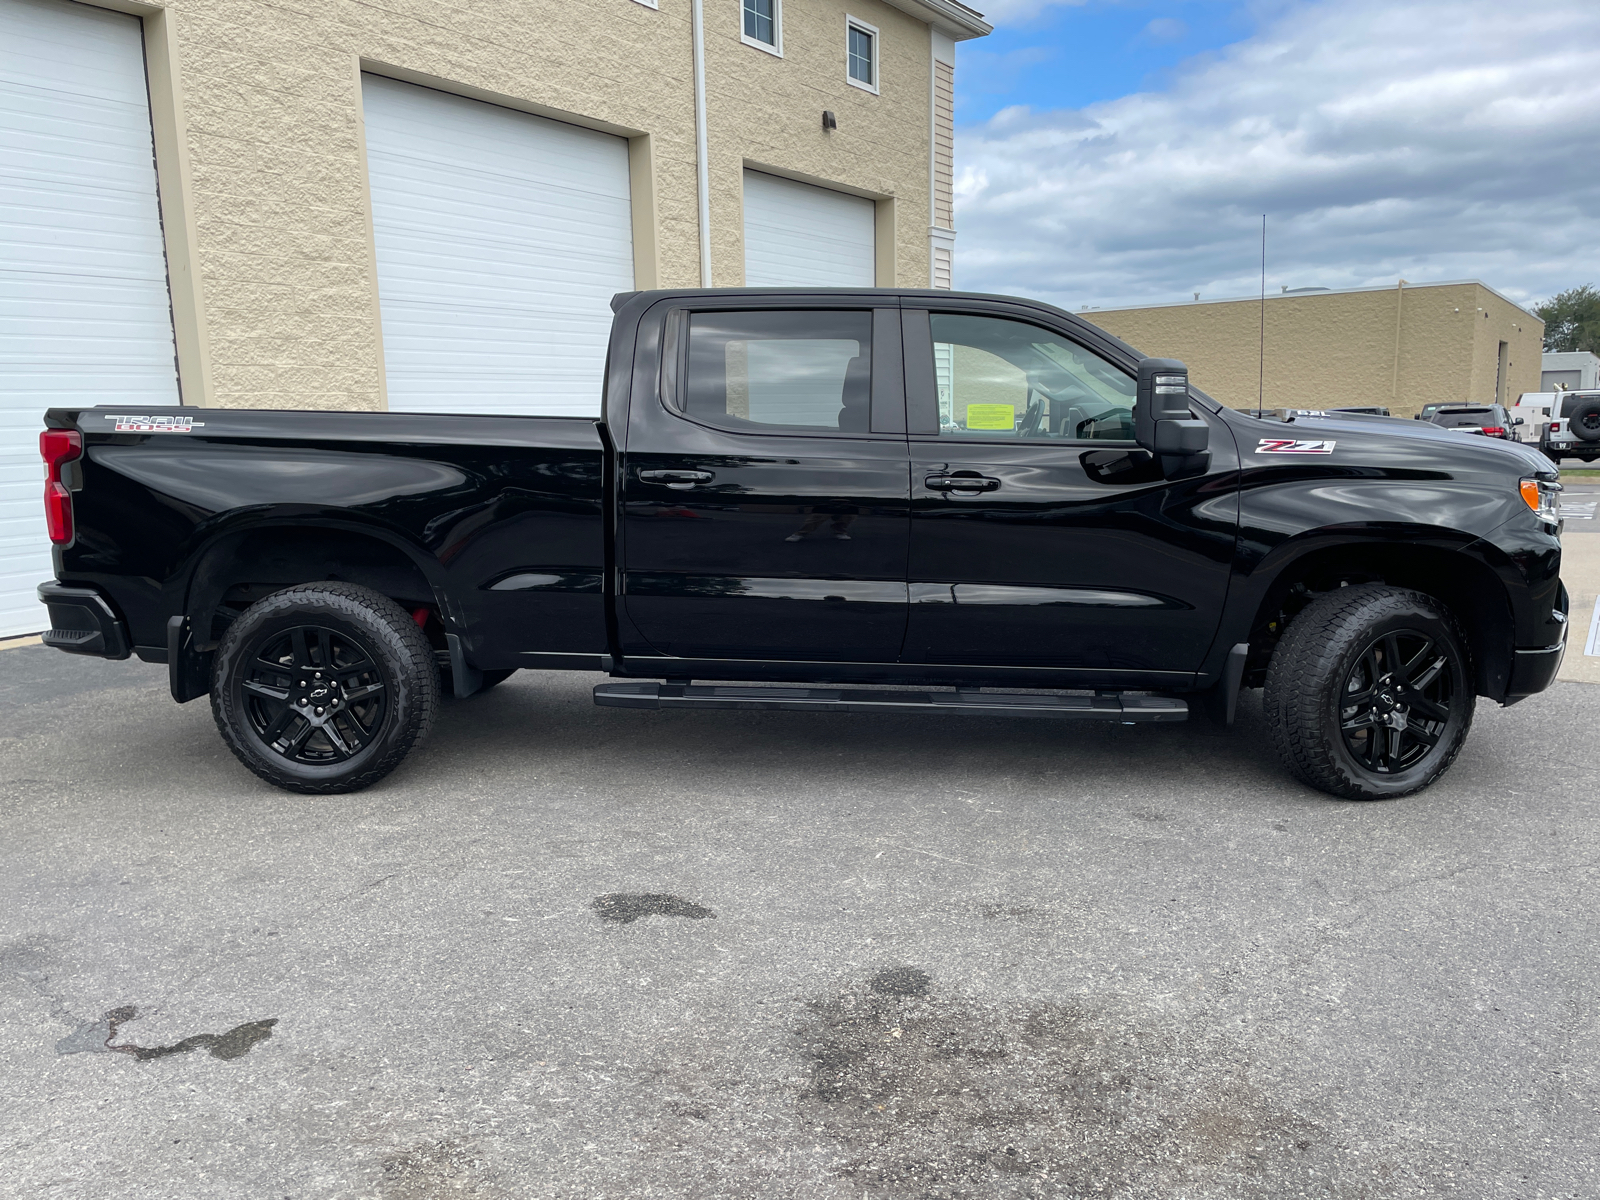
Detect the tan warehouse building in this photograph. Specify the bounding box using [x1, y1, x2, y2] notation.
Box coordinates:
[0, 0, 988, 634]
[1084, 280, 1542, 418]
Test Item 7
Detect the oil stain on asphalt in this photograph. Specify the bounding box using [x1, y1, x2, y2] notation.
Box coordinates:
[56, 1006, 277, 1061]
[789, 967, 1411, 1199]
[592, 893, 716, 924]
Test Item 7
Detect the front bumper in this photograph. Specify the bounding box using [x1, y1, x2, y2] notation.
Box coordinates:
[1504, 582, 1568, 702]
[37, 582, 130, 659]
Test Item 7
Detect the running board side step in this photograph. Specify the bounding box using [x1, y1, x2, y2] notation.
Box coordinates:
[593, 683, 1188, 722]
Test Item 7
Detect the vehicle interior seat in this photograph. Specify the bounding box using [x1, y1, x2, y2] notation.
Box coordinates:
[836, 354, 870, 432]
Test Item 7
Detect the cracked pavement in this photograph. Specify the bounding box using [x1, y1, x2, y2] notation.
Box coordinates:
[1, 643, 1597, 1198]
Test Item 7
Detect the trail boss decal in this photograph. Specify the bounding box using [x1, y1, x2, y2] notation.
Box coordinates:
[105, 415, 205, 433]
[1256, 438, 1335, 454]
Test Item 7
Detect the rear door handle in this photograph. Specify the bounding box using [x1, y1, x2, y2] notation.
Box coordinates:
[925, 474, 1000, 493]
[639, 468, 714, 490]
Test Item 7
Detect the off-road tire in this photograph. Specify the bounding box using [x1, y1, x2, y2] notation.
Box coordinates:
[1264, 584, 1473, 800]
[211, 583, 439, 794]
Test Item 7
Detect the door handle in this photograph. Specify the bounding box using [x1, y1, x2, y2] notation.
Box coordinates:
[925, 474, 1000, 493]
[639, 468, 714, 490]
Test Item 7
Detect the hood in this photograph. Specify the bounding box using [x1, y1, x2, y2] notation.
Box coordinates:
[1228, 410, 1555, 478]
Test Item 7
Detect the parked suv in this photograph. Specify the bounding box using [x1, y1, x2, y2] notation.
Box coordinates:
[1425, 404, 1516, 439]
[1543, 391, 1600, 463]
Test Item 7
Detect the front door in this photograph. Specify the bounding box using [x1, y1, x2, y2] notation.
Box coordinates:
[902, 307, 1238, 681]
[619, 305, 910, 663]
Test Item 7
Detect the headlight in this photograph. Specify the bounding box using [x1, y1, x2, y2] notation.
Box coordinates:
[1520, 478, 1561, 525]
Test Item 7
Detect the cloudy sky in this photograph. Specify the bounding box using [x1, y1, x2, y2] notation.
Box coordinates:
[952, 0, 1600, 314]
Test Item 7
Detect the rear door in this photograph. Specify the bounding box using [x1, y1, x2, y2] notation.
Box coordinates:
[618, 300, 910, 663]
[901, 303, 1238, 681]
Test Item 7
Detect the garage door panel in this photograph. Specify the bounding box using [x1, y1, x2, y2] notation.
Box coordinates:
[363, 74, 633, 417]
[0, 0, 180, 636]
[743, 170, 876, 288]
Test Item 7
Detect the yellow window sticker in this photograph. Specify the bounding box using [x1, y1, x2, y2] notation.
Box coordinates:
[964, 404, 1016, 431]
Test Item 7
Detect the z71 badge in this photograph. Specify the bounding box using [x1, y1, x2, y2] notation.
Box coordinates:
[1256, 438, 1335, 454]
[105, 414, 205, 433]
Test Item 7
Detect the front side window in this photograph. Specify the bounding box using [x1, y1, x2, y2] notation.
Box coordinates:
[743, 0, 778, 49]
[929, 313, 1136, 442]
[683, 310, 872, 433]
[847, 20, 877, 90]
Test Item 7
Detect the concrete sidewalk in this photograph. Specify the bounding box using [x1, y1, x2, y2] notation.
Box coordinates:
[1559, 527, 1600, 684]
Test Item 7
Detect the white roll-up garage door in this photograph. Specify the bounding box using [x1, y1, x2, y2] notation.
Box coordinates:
[743, 170, 876, 288]
[362, 75, 634, 417]
[0, 0, 180, 637]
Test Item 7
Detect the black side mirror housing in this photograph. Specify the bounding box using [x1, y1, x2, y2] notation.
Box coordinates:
[1134, 358, 1209, 475]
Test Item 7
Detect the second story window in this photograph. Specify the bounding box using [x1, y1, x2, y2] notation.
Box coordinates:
[743, 0, 780, 53]
[847, 18, 878, 92]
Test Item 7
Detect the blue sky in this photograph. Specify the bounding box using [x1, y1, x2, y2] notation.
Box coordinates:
[959, 0, 1254, 122]
[951, 0, 1600, 313]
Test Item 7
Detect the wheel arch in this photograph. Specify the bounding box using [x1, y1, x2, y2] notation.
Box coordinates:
[1240, 537, 1514, 701]
[179, 517, 448, 652]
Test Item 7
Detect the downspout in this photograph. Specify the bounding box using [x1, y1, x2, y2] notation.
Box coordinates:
[692, 0, 712, 287]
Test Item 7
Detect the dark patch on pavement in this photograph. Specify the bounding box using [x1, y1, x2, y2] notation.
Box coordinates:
[59, 1006, 278, 1061]
[380, 1139, 499, 1198]
[793, 968, 1403, 1198]
[976, 902, 1045, 921]
[868, 966, 931, 997]
[592, 893, 715, 924]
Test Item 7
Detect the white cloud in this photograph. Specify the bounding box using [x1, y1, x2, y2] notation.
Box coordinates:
[1138, 16, 1188, 43]
[954, 0, 1600, 312]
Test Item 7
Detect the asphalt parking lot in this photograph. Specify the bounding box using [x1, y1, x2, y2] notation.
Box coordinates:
[2, 629, 1598, 1200]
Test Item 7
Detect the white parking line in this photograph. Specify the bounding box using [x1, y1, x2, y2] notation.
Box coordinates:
[1588, 596, 1600, 658]
[1562, 501, 1597, 520]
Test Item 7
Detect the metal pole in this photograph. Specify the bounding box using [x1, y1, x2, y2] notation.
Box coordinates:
[692, 0, 712, 287]
[1257, 215, 1266, 417]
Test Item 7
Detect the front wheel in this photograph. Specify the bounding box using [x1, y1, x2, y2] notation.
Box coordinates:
[211, 583, 440, 793]
[1264, 585, 1473, 800]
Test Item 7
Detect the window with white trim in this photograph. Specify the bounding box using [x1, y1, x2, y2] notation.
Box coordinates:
[743, 0, 781, 54]
[847, 17, 878, 92]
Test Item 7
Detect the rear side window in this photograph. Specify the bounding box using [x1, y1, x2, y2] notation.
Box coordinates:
[682, 310, 871, 432]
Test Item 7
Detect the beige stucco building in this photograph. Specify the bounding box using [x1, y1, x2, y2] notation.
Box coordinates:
[5, 0, 988, 415]
[1083, 281, 1542, 418]
[0, 0, 988, 635]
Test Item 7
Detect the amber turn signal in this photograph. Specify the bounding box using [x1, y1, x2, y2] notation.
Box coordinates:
[1520, 478, 1540, 512]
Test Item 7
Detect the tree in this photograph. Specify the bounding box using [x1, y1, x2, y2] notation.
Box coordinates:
[1535, 285, 1600, 354]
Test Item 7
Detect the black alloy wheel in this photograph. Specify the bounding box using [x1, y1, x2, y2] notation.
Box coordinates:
[243, 626, 389, 764]
[212, 583, 439, 793]
[1264, 584, 1473, 800]
[1337, 629, 1454, 775]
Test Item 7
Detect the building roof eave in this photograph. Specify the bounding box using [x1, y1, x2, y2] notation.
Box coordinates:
[881, 0, 992, 40]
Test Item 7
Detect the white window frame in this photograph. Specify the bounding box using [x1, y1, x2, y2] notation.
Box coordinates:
[741, 0, 783, 57]
[845, 16, 879, 94]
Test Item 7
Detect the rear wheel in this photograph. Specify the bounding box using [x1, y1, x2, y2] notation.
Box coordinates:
[212, 583, 439, 793]
[1264, 585, 1473, 800]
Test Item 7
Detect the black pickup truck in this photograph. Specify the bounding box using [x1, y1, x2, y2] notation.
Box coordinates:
[38, 288, 1567, 800]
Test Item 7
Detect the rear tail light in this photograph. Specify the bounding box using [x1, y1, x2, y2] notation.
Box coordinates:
[40, 429, 82, 544]
[1482, 426, 1506, 438]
